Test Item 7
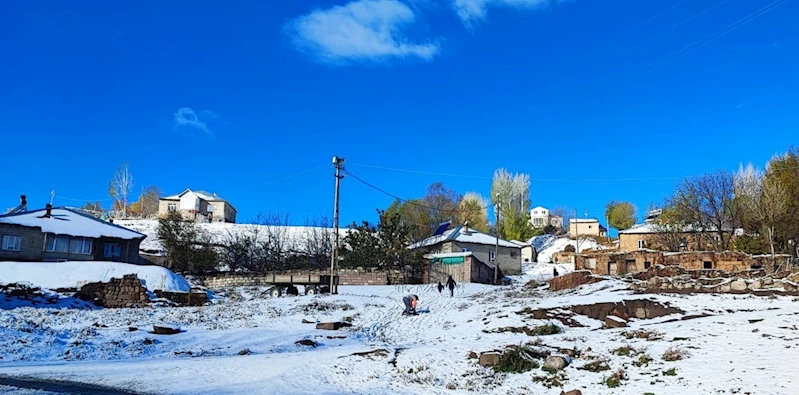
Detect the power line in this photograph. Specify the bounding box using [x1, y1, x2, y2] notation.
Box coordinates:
[344, 170, 492, 217]
[230, 165, 326, 193]
[349, 163, 492, 180]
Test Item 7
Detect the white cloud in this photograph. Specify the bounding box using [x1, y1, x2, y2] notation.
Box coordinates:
[174, 107, 212, 136]
[453, 0, 552, 24]
[286, 0, 439, 64]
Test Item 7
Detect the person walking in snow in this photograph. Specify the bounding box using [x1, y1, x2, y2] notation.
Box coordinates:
[553, 267, 559, 277]
[402, 294, 419, 315]
[437, 282, 444, 294]
[446, 275, 456, 297]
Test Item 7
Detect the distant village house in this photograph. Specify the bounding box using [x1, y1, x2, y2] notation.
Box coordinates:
[410, 225, 522, 276]
[569, 218, 606, 238]
[0, 205, 145, 264]
[158, 189, 237, 223]
[529, 206, 563, 229]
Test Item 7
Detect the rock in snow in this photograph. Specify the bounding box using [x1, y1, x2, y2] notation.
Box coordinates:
[544, 355, 570, 370]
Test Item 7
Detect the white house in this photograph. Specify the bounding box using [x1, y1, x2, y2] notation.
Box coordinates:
[568, 218, 607, 238]
[158, 189, 237, 223]
[529, 206, 563, 229]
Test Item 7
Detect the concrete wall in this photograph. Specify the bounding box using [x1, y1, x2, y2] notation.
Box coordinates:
[0, 224, 45, 261]
[209, 201, 236, 223]
[569, 221, 600, 237]
[450, 241, 521, 275]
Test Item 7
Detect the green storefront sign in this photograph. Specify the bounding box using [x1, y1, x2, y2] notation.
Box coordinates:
[432, 256, 464, 265]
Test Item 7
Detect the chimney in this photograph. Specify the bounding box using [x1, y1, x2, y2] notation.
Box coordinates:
[462, 221, 471, 235]
[19, 195, 27, 211]
[44, 204, 52, 218]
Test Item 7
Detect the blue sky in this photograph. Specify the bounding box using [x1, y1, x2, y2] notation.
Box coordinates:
[1, 0, 797, 231]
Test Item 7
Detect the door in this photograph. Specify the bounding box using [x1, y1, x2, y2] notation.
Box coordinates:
[608, 262, 618, 276]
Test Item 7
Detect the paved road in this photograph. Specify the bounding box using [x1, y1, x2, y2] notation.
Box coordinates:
[0, 376, 155, 395]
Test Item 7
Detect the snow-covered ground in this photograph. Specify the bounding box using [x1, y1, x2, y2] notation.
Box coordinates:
[0, 268, 797, 394]
[0, 261, 190, 292]
[530, 235, 605, 263]
[116, 219, 347, 254]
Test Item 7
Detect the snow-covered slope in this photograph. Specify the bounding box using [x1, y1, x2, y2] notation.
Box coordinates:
[530, 234, 603, 263]
[0, 261, 190, 292]
[117, 220, 347, 253]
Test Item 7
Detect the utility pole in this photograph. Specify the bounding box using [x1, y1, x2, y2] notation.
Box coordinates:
[330, 156, 345, 295]
[494, 194, 500, 284]
[574, 208, 579, 254]
[49, 190, 55, 206]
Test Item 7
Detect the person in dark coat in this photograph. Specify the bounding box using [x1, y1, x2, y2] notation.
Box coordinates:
[402, 294, 419, 315]
[437, 282, 444, 293]
[445, 275, 456, 297]
[553, 267, 560, 277]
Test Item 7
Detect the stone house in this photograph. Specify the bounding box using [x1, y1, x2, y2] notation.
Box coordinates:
[574, 250, 778, 275]
[158, 189, 237, 223]
[422, 252, 501, 284]
[618, 222, 736, 252]
[410, 225, 522, 275]
[568, 219, 606, 237]
[0, 205, 145, 263]
[529, 206, 563, 230]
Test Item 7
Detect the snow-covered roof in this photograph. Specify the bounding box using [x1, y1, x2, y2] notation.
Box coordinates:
[0, 208, 145, 240]
[409, 226, 520, 249]
[618, 222, 738, 235]
[162, 189, 237, 212]
[423, 252, 473, 259]
[530, 206, 549, 213]
[569, 219, 599, 223]
[510, 240, 531, 247]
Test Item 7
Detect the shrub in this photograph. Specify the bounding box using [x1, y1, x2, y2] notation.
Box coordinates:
[493, 346, 542, 373]
[603, 369, 627, 388]
[611, 345, 636, 357]
[578, 360, 611, 373]
[662, 347, 689, 362]
[563, 245, 576, 253]
[530, 323, 562, 336]
[663, 367, 677, 376]
[633, 353, 654, 367]
[623, 329, 663, 341]
[532, 371, 567, 388]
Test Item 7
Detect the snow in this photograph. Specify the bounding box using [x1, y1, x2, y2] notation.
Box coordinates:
[0, 208, 143, 240]
[0, 275, 798, 394]
[117, 219, 347, 253]
[529, 234, 603, 263]
[0, 261, 190, 292]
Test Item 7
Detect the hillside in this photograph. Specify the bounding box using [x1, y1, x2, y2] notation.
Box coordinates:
[117, 220, 347, 254]
[530, 234, 606, 263]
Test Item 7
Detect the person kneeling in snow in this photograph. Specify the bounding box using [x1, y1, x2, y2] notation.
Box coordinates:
[403, 294, 419, 315]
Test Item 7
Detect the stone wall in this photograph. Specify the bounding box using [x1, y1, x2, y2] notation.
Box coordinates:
[198, 268, 402, 290]
[154, 290, 208, 306]
[549, 270, 604, 291]
[76, 274, 150, 308]
[631, 266, 799, 295]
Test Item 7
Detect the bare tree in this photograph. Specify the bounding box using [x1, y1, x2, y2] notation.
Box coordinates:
[260, 212, 294, 271]
[551, 207, 573, 233]
[736, 165, 790, 263]
[459, 192, 489, 232]
[669, 171, 737, 251]
[109, 162, 134, 218]
[295, 215, 334, 269]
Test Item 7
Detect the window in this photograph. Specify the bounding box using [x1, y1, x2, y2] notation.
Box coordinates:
[461, 248, 470, 252]
[637, 240, 646, 249]
[167, 203, 177, 212]
[644, 261, 652, 269]
[104, 243, 122, 258]
[510, 251, 517, 258]
[586, 258, 597, 269]
[489, 250, 496, 262]
[703, 261, 713, 270]
[44, 234, 70, 252]
[2, 235, 21, 251]
[69, 237, 92, 254]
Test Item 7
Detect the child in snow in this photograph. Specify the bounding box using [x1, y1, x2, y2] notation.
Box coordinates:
[403, 294, 419, 315]
[446, 275, 456, 297]
[437, 282, 444, 293]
